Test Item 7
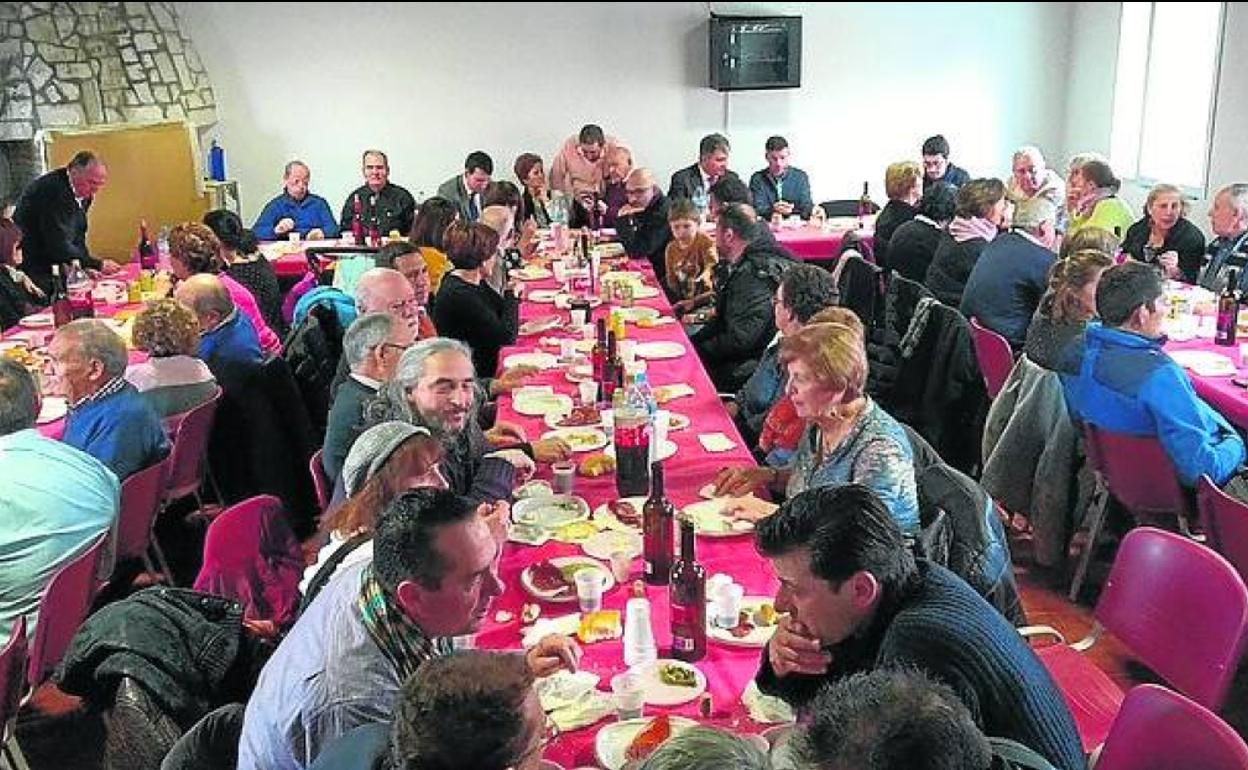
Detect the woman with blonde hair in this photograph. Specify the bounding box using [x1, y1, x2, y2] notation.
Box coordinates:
[168, 221, 282, 355]
[1024, 248, 1114, 371]
[874, 161, 922, 270]
[712, 317, 919, 534]
[1121, 183, 1206, 282]
[126, 298, 218, 417]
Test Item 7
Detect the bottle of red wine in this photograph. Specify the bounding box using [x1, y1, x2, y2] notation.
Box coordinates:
[591, 318, 607, 382]
[51, 264, 73, 328]
[1216, 268, 1239, 346]
[642, 461, 673, 585]
[670, 513, 706, 661]
[368, 195, 382, 246]
[137, 220, 156, 271]
[351, 194, 364, 244]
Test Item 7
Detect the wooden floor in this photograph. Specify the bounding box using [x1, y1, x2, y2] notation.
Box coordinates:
[11, 526, 1248, 769]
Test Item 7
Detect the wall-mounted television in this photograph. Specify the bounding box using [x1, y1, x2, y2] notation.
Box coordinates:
[709, 14, 802, 92]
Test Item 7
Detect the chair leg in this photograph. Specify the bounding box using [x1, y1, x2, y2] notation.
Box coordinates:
[1069, 484, 1110, 603]
[148, 540, 175, 587]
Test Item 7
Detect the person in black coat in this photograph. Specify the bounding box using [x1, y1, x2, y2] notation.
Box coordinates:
[889, 182, 957, 283]
[615, 168, 673, 283]
[1121, 183, 1207, 283]
[668, 132, 741, 210]
[873, 161, 923, 271]
[921, 134, 971, 191]
[925, 178, 1008, 307]
[13, 150, 122, 293]
[692, 203, 797, 391]
[431, 221, 518, 377]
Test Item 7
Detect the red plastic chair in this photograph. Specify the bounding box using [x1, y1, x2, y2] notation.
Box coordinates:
[969, 317, 1014, 399]
[1028, 527, 1248, 752]
[1069, 424, 1198, 601]
[309, 449, 331, 513]
[164, 387, 222, 510]
[1196, 474, 1248, 582]
[116, 459, 173, 584]
[1, 617, 29, 770]
[1095, 685, 1248, 770]
[27, 536, 107, 684]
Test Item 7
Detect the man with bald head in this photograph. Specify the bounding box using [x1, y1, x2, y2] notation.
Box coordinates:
[174, 273, 263, 379]
[615, 168, 673, 285]
[354, 266, 431, 339]
[253, 160, 340, 241]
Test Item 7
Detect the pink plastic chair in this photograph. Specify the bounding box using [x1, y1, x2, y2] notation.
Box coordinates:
[164, 387, 222, 510]
[1196, 474, 1248, 582]
[27, 536, 107, 684]
[1069, 424, 1198, 601]
[968, 317, 1014, 399]
[115, 459, 173, 584]
[1029, 527, 1248, 752]
[0, 617, 28, 770]
[309, 449, 331, 513]
[1095, 685, 1248, 770]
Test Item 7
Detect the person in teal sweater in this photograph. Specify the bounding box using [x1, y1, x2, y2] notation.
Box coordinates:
[52, 319, 168, 481]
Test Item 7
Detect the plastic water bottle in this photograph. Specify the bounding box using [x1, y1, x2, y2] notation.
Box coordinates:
[208, 139, 226, 182]
[634, 369, 657, 418]
[157, 226, 171, 271]
[65, 259, 91, 294]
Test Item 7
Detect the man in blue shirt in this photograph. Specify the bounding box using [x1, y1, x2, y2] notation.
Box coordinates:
[0, 358, 119, 648]
[174, 274, 263, 379]
[1060, 261, 1246, 488]
[749, 135, 813, 221]
[51, 319, 168, 481]
[252, 160, 340, 241]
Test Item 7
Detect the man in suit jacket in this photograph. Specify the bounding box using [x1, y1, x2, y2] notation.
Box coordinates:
[436, 151, 493, 223]
[668, 133, 740, 214]
[13, 150, 121, 294]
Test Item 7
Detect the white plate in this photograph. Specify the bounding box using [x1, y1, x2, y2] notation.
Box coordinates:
[18, 313, 54, 329]
[634, 341, 685, 360]
[582, 529, 644, 560]
[519, 315, 564, 336]
[682, 499, 759, 537]
[544, 407, 604, 429]
[503, 351, 559, 370]
[595, 715, 700, 770]
[632, 659, 707, 706]
[605, 439, 677, 462]
[520, 556, 613, 603]
[615, 306, 660, 324]
[513, 392, 574, 417]
[36, 396, 67, 425]
[600, 270, 645, 284]
[707, 596, 780, 648]
[512, 494, 590, 529]
[591, 497, 647, 532]
[0, 340, 29, 353]
[528, 289, 560, 303]
[564, 363, 595, 384]
[631, 285, 660, 299]
[514, 480, 554, 500]
[653, 384, 695, 403]
[512, 266, 554, 281]
[541, 427, 608, 453]
[666, 413, 691, 431]
[1169, 349, 1238, 377]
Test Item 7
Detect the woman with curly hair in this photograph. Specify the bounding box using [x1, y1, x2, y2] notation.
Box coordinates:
[125, 298, 218, 417]
[168, 221, 282, 355]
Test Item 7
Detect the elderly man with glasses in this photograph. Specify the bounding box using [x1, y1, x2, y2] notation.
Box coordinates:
[615, 167, 674, 289]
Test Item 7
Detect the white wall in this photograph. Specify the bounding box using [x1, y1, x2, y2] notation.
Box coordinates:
[179, 2, 1075, 224]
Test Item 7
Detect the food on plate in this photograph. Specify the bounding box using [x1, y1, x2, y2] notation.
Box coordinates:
[608, 499, 642, 528]
[1, 344, 42, 368]
[556, 405, 602, 428]
[576, 609, 622, 643]
[653, 384, 694, 404]
[521, 603, 542, 624]
[579, 452, 615, 477]
[727, 603, 778, 638]
[553, 520, 598, 542]
[528, 560, 575, 596]
[754, 603, 778, 627]
[636, 316, 674, 329]
[556, 428, 607, 451]
[494, 610, 514, 624]
[517, 498, 585, 527]
[658, 662, 698, 688]
[625, 714, 672, 763]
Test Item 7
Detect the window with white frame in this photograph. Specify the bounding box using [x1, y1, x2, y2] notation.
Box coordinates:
[1109, 2, 1224, 192]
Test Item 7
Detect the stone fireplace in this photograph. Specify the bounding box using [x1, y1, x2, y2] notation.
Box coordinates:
[0, 1, 218, 201]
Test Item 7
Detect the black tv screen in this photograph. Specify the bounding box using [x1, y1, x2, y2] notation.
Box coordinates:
[709, 14, 802, 91]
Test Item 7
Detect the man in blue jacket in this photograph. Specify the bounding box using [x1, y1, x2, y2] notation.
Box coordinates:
[1060, 261, 1246, 489]
[253, 160, 339, 241]
[748, 135, 813, 220]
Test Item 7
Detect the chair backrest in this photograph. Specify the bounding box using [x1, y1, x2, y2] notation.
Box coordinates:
[1095, 684, 1248, 770]
[0, 617, 28, 745]
[1196, 475, 1248, 582]
[165, 387, 222, 502]
[309, 449, 331, 512]
[115, 459, 171, 563]
[28, 536, 106, 683]
[969, 317, 1014, 399]
[1095, 527, 1248, 710]
[1084, 424, 1190, 520]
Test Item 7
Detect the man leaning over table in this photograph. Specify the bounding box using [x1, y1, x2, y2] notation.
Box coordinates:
[339, 150, 417, 237]
[1059, 261, 1248, 498]
[549, 123, 623, 197]
[237, 488, 581, 770]
[253, 160, 340, 241]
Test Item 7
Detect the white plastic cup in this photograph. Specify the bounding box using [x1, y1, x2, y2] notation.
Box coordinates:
[713, 583, 745, 629]
[570, 306, 588, 327]
[611, 672, 645, 721]
[600, 408, 615, 440]
[649, 409, 670, 463]
[580, 324, 596, 340]
[560, 338, 577, 362]
[619, 339, 637, 366]
[1240, 343, 1248, 369]
[609, 550, 633, 583]
[552, 461, 576, 495]
[574, 569, 604, 613]
[288, 231, 302, 243]
[578, 380, 598, 406]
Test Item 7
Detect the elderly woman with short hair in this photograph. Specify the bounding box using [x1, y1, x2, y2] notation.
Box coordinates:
[125, 298, 217, 418]
[874, 161, 923, 270]
[431, 222, 519, 377]
[712, 318, 920, 535]
[1121, 183, 1206, 282]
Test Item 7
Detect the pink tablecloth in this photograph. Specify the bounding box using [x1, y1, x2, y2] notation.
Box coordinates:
[1166, 336, 1248, 430]
[773, 223, 874, 263]
[475, 259, 780, 767]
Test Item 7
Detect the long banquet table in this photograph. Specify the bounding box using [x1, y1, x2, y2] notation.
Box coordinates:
[471, 256, 781, 767]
